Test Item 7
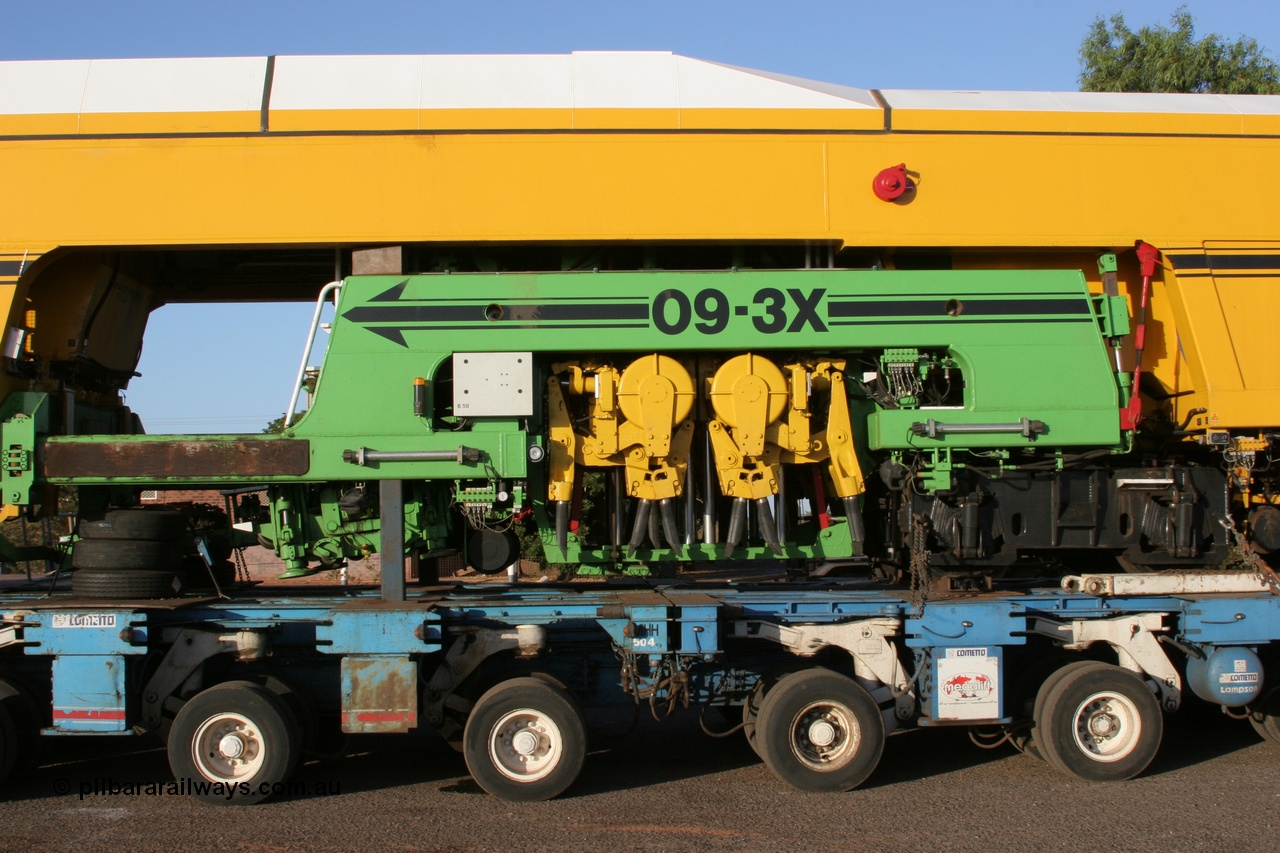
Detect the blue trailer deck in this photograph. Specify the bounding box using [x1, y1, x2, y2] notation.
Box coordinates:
[1, 570, 1277, 802]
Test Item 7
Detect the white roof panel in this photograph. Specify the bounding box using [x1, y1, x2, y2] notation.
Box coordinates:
[79, 57, 266, 114]
[698, 61, 879, 109]
[1218, 94, 1280, 114]
[5, 53, 1279, 125]
[0, 60, 91, 115]
[880, 89, 1280, 116]
[421, 54, 572, 109]
[571, 52, 679, 109]
[269, 55, 423, 111]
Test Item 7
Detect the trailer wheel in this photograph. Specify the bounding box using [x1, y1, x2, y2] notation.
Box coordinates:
[168, 682, 301, 805]
[742, 665, 806, 758]
[0, 692, 16, 785]
[463, 677, 586, 801]
[254, 674, 317, 755]
[79, 508, 187, 542]
[742, 681, 765, 756]
[1248, 688, 1280, 745]
[754, 667, 884, 792]
[71, 539, 182, 570]
[1023, 660, 1097, 762]
[1035, 662, 1162, 782]
[0, 679, 43, 777]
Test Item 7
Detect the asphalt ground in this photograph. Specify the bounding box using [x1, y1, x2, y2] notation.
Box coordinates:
[1, 696, 1277, 853]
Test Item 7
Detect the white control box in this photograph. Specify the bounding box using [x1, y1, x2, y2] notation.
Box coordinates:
[452, 352, 534, 417]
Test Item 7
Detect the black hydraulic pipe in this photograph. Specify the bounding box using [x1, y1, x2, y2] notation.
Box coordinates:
[626, 499, 652, 558]
[755, 498, 783, 555]
[683, 465, 696, 546]
[611, 469, 627, 554]
[961, 496, 980, 558]
[555, 500, 570, 555]
[725, 498, 748, 558]
[775, 477, 788, 545]
[843, 495, 866, 552]
[647, 500, 663, 549]
[659, 498, 682, 554]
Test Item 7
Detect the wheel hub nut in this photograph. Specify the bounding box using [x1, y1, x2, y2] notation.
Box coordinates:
[219, 734, 246, 759]
[1089, 711, 1118, 738]
[808, 719, 837, 748]
[511, 730, 540, 756]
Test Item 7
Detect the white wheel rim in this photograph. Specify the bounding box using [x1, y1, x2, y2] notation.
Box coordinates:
[788, 701, 861, 771]
[1071, 690, 1141, 762]
[192, 712, 267, 781]
[488, 707, 563, 782]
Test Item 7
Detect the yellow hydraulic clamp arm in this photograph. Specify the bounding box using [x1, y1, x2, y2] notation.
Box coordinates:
[707, 356, 869, 556]
[774, 363, 867, 499]
[548, 356, 696, 555]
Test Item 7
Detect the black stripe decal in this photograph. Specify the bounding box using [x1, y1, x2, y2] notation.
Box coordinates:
[828, 290, 1084, 299]
[1173, 271, 1280, 279]
[829, 317, 1093, 326]
[1168, 253, 1280, 271]
[6, 127, 1280, 143]
[344, 302, 650, 324]
[827, 298, 1088, 318]
[372, 295, 651, 304]
[377, 322, 652, 332]
[0, 261, 24, 276]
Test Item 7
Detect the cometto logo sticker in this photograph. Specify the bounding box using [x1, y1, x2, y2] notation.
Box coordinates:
[51, 614, 118, 629]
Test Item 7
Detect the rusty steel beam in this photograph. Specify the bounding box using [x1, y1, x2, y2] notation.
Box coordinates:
[39, 439, 311, 480]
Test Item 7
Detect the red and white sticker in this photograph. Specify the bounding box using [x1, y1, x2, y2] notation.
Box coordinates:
[936, 647, 1000, 720]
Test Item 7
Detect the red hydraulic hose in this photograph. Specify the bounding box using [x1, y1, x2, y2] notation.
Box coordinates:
[1121, 241, 1160, 430]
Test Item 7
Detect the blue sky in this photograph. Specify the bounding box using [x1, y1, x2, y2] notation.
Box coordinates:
[6, 1, 1279, 432]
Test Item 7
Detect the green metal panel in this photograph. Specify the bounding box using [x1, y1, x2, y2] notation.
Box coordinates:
[4, 267, 1127, 572]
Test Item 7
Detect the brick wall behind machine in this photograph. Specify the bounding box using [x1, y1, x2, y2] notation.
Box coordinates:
[140, 488, 236, 506]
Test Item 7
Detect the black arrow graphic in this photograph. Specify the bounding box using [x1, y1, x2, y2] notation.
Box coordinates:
[342, 282, 651, 347]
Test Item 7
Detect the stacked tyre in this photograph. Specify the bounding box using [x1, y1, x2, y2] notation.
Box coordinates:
[71, 508, 187, 599]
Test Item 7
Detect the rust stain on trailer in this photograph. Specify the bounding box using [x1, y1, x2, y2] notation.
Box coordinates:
[341, 656, 418, 734]
[39, 439, 311, 479]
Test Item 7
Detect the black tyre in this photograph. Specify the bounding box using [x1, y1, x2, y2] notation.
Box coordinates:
[1025, 659, 1096, 764]
[168, 682, 301, 805]
[742, 665, 805, 758]
[307, 715, 351, 762]
[742, 681, 765, 757]
[71, 539, 182, 570]
[0, 679, 43, 777]
[1248, 687, 1280, 745]
[467, 528, 520, 574]
[0, 692, 17, 785]
[71, 568, 184, 599]
[1034, 661, 1162, 782]
[79, 508, 187, 542]
[255, 674, 317, 755]
[754, 667, 885, 792]
[463, 676, 586, 801]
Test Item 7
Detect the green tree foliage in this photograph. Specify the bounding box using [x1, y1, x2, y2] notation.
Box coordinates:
[262, 412, 297, 434]
[1080, 6, 1280, 94]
